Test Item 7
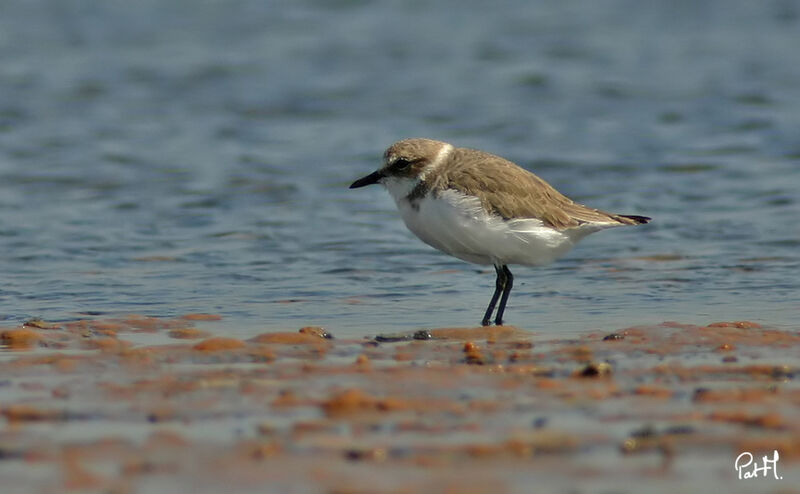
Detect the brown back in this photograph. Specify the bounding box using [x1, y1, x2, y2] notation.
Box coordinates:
[427, 148, 645, 230]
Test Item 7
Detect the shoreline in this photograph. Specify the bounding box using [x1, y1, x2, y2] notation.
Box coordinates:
[1, 315, 798, 492]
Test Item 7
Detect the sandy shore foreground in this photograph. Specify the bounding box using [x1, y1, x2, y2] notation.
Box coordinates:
[1, 315, 798, 493]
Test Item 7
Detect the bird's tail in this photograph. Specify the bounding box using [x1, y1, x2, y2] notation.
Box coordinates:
[615, 214, 651, 225]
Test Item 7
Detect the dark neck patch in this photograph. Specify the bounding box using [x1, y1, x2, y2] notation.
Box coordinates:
[405, 181, 430, 211]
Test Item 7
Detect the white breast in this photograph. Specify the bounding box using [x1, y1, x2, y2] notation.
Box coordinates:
[384, 179, 587, 267]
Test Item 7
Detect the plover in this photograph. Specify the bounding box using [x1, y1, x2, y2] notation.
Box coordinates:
[350, 138, 650, 326]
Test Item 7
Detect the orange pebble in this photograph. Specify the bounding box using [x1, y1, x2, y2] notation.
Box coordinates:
[463, 341, 479, 352]
[1, 404, 61, 423]
[192, 337, 245, 352]
[321, 389, 372, 416]
[250, 332, 327, 345]
[1, 329, 43, 349]
[298, 326, 332, 339]
[180, 313, 222, 321]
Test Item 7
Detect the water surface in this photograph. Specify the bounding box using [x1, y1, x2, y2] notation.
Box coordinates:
[1, 0, 798, 338]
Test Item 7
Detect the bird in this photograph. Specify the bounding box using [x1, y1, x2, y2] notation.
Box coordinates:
[349, 138, 650, 326]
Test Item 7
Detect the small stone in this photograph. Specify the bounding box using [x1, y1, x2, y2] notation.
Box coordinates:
[299, 326, 333, 339]
[577, 362, 612, 377]
[412, 330, 432, 340]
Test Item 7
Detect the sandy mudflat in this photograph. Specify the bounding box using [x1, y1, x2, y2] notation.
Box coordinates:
[1, 315, 798, 493]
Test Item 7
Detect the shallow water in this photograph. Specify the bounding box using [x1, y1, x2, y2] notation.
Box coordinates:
[1, 0, 799, 338]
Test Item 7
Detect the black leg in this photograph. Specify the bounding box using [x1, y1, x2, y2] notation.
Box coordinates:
[481, 265, 507, 326]
[494, 265, 513, 326]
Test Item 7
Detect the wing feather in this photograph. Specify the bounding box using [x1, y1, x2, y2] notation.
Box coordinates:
[429, 148, 644, 230]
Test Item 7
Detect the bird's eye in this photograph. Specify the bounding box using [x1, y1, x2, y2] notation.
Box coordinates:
[393, 158, 411, 170]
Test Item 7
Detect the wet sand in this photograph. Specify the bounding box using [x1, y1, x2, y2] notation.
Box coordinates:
[1, 315, 798, 493]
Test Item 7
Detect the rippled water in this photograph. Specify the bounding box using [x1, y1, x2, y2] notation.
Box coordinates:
[1, 0, 798, 338]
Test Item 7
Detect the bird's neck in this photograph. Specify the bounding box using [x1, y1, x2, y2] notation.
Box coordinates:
[384, 177, 423, 205]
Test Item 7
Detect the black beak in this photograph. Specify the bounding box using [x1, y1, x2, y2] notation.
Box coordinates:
[349, 170, 384, 189]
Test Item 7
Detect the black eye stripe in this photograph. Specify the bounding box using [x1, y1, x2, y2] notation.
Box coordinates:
[391, 157, 420, 170]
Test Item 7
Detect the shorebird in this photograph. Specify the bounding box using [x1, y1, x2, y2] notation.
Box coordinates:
[350, 138, 650, 326]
